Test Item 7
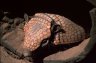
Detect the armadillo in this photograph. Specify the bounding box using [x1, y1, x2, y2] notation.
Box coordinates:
[23, 13, 86, 52]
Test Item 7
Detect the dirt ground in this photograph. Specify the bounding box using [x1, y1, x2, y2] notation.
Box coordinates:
[0, 12, 95, 63]
[0, 27, 90, 63]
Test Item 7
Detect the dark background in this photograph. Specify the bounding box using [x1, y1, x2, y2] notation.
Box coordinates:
[0, 0, 94, 34]
[0, 0, 95, 63]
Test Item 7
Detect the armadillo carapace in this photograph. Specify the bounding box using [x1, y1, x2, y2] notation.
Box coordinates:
[23, 13, 86, 51]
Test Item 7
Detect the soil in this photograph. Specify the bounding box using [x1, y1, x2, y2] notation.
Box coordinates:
[0, 11, 93, 63]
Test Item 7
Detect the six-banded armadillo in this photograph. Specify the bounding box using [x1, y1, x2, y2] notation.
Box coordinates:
[23, 13, 86, 51]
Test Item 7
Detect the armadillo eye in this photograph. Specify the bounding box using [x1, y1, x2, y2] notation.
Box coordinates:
[41, 38, 49, 47]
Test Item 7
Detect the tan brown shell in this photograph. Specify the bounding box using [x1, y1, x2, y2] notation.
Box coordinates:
[23, 13, 86, 51]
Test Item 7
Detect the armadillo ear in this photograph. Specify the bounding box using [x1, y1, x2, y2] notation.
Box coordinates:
[51, 20, 65, 34]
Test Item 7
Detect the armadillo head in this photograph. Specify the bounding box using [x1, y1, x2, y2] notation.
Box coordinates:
[23, 17, 51, 52]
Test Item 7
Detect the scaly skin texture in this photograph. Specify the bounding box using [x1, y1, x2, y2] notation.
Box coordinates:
[23, 13, 86, 51]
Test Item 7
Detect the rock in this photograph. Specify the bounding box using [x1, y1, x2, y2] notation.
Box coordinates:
[0, 47, 31, 63]
[14, 18, 24, 25]
[8, 19, 14, 24]
[1, 28, 24, 52]
[0, 21, 3, 26]
[0, 23, 10, 34]
[2, 16, 14, 24]
[1, 28, 34, 63]
[1, 23, 9, 29]
[17, 22, 25, 29]
[4, 12, 9, 15]
[2, 16, 9, 22]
